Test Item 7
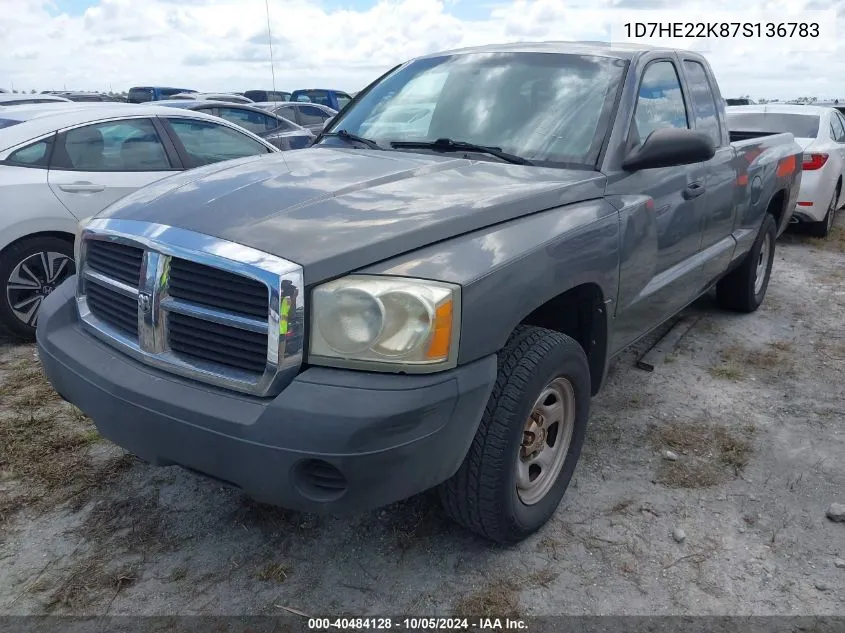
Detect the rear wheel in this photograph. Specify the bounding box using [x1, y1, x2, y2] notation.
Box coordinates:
[716, 213, 776, 313]
[439, 326, 590, 543]
[807, 185, 839, 238]
[0, 236, 75, 340]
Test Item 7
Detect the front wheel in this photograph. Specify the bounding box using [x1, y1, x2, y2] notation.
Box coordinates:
[0, 236, 76, 340]
[439, 326, 590, 543]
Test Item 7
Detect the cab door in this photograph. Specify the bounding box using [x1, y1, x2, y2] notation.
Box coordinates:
[680, 58, 738, 287]
[606, 58, 711, 351]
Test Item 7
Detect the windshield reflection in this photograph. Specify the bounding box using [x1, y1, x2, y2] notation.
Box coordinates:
[322, 51, 627, 167]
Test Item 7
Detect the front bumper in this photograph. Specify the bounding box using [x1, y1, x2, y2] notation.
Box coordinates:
[36, 278, 497, 514]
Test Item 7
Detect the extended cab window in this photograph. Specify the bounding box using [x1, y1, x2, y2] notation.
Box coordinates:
[634, 61, 689, 143]
[5, 135, 54, 167]
[53, 119, 172, 171]
[683, 60, 722, 146]
[166, 118, 272, 166]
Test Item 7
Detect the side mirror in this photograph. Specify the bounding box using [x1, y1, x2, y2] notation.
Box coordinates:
[321, 116, 334, 131]
[622, 128, 715, 171]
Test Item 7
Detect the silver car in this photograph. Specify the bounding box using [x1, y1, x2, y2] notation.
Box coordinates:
[253, 101, 337, 134]
[0, 103, 279, 338]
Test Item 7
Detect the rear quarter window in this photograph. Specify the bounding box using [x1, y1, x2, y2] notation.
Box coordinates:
[4, 135, 55, 167]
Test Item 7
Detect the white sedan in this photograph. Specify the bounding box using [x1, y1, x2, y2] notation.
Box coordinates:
[727, 104, 845, 238]
[0, 103, 279, 338]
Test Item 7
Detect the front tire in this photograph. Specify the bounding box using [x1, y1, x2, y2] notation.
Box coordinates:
[439, 326, 590, 543]
[716, 213, 776, 313]
[0, 236, 75, 340]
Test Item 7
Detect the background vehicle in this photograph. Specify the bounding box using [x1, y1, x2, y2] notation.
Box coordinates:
[0, 94, 71, 106]
[170, 92, 254, 104]
[253, 101, 336, 133]
[726, 97, 755, 105]
[128, 87, 196, 103]
[0, 104, 279, 337]
[37, 43, 801, 544]
[60, 92, 121, 103]
[154, 100, 313, 150]
[290, 88, 352, 111]
[728, 104, 844, 237]
[244, 90, 290, 103]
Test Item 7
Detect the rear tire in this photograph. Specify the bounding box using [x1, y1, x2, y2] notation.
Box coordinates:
[807, 185, 838, 238]
[439, 325, 590, 543]
[716, 213, 776, 313]
[0, 236, 75, 340]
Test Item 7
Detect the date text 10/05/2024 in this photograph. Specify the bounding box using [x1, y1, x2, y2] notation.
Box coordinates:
[622, 22, 820, 38]
[307, 618, 529, 630]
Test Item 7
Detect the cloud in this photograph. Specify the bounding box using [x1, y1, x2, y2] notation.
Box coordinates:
[0, 0, 840, 99]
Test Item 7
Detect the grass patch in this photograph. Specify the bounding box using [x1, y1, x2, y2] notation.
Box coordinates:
[452, 578, 521, 618]
[708, 365, 744, 381]
[649, 421, 756, 488]
[0, 359, 63, 410]
[709, 341, 796, 381]
[257, 562, 289, 583]
[43, 555, 139, 610]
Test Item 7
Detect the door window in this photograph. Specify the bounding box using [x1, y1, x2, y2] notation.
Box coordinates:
[53, 119, 172, 171]
[166, 118, 272, 166]
[633, 61, 689, 143]
[298, 105, 331, 126]
[216, 107, 280, 134]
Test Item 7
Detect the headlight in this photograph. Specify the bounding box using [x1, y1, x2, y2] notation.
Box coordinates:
[309, 275, 460, 372]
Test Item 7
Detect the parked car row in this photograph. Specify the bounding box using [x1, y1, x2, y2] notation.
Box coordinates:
[126, 86, 353, 110]
[0, 103, 280, 337]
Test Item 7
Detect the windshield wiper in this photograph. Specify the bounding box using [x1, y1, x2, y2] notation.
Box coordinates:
[389, 138, 533, 165]
[322, 129, 381, 149]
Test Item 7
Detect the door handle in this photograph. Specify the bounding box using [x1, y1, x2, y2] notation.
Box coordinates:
[58, 182, 105, 193]
[682, 182, 705, 200]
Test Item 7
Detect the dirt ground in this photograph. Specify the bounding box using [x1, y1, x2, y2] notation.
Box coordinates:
[0, 219, 843, 618]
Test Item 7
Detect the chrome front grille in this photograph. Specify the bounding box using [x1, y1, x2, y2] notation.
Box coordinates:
[76, 219, 304, 397]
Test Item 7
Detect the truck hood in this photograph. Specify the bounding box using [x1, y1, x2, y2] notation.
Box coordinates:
[99, 147, 605, 284]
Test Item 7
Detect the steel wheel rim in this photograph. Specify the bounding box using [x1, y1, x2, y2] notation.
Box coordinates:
[516, 376, 576, 506]
[753, 232, 770, 296]
[6, 251, 74, 327]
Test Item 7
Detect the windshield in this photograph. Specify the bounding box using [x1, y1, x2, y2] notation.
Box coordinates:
[321, 52, 627, 167]
[727, 112, 820, 139]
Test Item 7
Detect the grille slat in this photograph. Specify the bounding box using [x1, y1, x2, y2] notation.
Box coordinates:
[86, 282, 138, 336]
[86, 241, 143, 286]
[169, 259, 268, 319]
[168, 312, 267, 374]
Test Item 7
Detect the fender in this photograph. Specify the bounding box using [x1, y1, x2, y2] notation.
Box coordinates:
[360, 198, 620, 366]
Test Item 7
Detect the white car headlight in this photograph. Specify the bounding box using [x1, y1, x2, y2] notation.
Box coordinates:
[309, 275, 461, 372]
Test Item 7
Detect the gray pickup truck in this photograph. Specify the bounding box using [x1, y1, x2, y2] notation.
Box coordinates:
[37, 42, 802, 543]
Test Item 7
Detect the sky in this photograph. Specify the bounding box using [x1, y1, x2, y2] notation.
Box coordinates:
[1, 0, 843, 99]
